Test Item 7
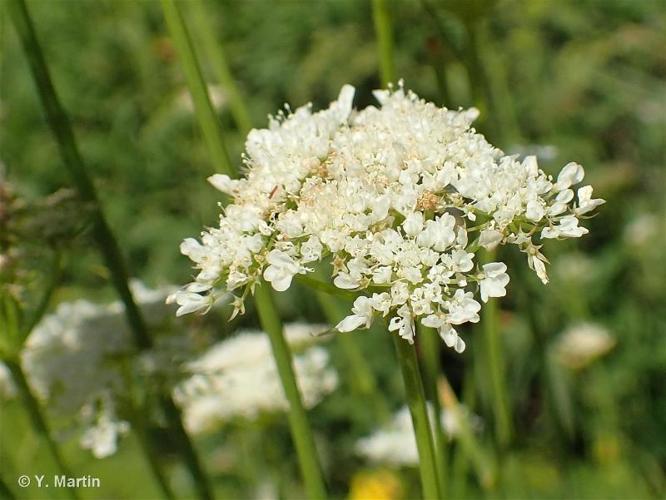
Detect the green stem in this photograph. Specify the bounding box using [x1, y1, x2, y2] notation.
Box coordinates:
[127, 414, 177, 500]
[118, 359, 176, 500]
[392, 335, 442, 500]
[480, 251, 512, 449]
[295, 275, 357, 300]
[188, 0, 253, 136]
[5, 359, 78, 500]
[160, 395, 215, 500]
[371, 0, 396, 86]
[419, 325, 448, 496]
[254, 283, 327, 500]
[484, 295, 512, 446]
[8, 2, 213, 497]
[161, 0, 236, 177]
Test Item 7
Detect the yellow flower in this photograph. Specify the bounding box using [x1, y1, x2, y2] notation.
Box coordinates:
[348, 470, 402, 500]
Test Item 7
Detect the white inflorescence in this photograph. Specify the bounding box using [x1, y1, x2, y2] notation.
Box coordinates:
[171, 83, 604, 352]
[21, 281, 176, 458]
[173, 323, 338, 434]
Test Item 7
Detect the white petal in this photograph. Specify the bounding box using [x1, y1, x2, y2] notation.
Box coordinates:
[336, 315, 366, 332]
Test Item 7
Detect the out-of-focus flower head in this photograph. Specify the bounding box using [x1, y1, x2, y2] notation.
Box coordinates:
[173, 323, 337, 433]
[554, 323, 615, 370]
[623, 213, 660, 249]
[553, 252, 595, 284]
[21, 281, 177, 457]
[355, 405, 478, 467]
[172, 82, 604, 352]
[78, 392, 130, 459]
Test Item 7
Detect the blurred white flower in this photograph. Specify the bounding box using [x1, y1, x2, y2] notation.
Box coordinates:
[21, 281, 177, 457]
[553, 252, 594, 284]
[623, 213, 660, 249]
[173, 323, 337, 433]
[356, 405, 477, 466]
[174, 83, 603, 352]
[555, 323, 615, 369]
[507, 144, 559, 162]
[79, 394, 130, 459]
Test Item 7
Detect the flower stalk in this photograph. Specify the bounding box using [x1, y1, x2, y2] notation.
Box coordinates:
[7, 1, 212, 498]
[188, 0, 253, 136]
[393, 335, 442, 500]
[254, 283, 327, 500]
[419, 325, 448, 495]
[374, 3, 442, 497]
[161, 0, 236, 177]
[372, 0, 396, 87]
[124, 401, 177, 500]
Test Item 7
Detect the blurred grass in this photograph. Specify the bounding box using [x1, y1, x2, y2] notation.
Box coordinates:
[1, 0, 665, 498]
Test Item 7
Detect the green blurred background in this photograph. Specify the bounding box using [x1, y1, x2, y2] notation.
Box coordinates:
[1, 0, 665, 498]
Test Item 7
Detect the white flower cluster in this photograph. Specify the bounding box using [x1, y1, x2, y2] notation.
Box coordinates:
[356, 405, 476, 467]
[173, 83, 604, 351]
[21, 281, 175, 458]
[79, 393, 130, 459]
[173, 323, 338, 434]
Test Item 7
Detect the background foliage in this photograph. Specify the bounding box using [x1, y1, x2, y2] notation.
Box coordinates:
[1, 0, 665, 498]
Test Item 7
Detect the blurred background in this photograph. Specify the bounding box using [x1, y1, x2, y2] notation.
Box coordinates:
[1, 0, 665, 498]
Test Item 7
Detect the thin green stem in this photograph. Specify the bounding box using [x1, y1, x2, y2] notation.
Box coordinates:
[8, 2, 212, 497]
[160, 395, 215, 500]
[127, 413, 177, 500]
[118, 359, 176, 500]
[295, 274, 357, 300]
[393, 335, 442, 500]
[419, 325, 448, 496]
[254, 283, 327, 500]
[161, 0, 235, 177]
[5, 360, 78, 500]
[372, 0, 396, 86]
[188, 0, 253, 136]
